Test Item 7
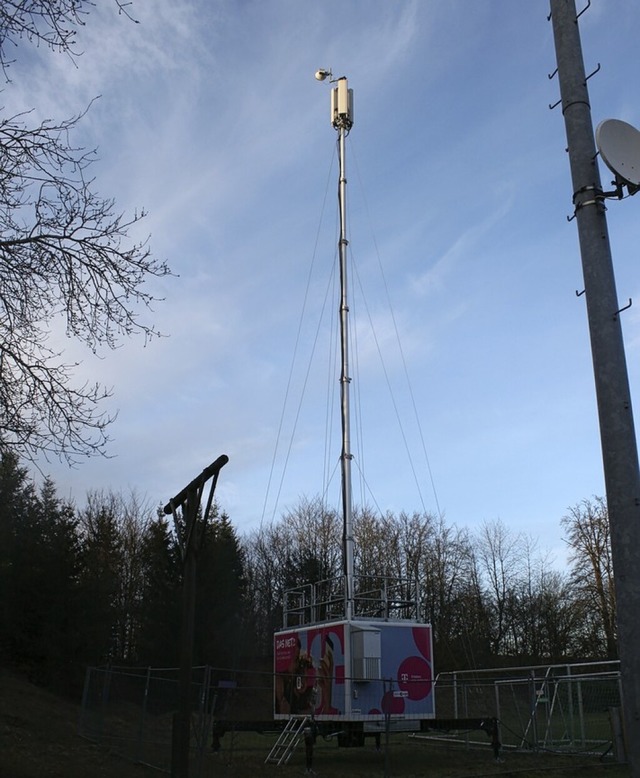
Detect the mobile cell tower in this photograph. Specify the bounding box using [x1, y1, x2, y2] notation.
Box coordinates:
[272, 74, 435, 744]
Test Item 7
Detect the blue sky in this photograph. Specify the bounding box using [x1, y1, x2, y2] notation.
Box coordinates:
[9, 1, 640, 566]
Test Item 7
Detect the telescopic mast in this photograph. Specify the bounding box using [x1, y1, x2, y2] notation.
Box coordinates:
[318, 71, 355, 621]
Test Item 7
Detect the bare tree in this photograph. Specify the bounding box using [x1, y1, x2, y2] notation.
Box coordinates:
[505, 538, 579, 662]
[243, 527, 281, 653]
[475, 518, 524, 657]
[0, 1, 170, 463]
[561, 496, 616, 658]
[242, 497, 342, 652]
[420, 518, 485, 667]
[282, 495, 342, 582]
[0, 1, 137, 75]
[353, 507, 397, 580]
[535, 568, 583, 661]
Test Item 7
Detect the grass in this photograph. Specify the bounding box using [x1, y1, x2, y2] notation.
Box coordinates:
[0, 667, 631, 777]
[199, 730, 630, 777]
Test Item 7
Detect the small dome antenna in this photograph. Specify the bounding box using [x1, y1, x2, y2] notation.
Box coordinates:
[314, 68, 332, 82]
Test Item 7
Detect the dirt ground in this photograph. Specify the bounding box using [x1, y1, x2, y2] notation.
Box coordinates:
[0, 668, 631, 777]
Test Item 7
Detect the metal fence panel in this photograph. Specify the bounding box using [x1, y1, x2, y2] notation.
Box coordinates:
[79, 665, 274, 775]
[434, 661, 621, 754]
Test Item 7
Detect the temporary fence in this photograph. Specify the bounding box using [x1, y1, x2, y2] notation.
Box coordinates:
[433, 660, 622, 757]
[78, 660, 623, 775]
[78, 664, 274, 775]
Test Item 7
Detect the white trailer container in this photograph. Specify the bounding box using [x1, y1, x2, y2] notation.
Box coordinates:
[274, 617, 434, 723]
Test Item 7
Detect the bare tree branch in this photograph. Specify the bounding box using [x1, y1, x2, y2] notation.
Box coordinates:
[0, 0, 88, 76]
[0, 5, 172, 463]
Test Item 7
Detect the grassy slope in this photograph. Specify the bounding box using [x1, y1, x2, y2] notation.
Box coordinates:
[0, 669, 148, 778]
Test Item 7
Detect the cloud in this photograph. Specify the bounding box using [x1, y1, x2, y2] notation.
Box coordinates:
[409, 193, 513, 299]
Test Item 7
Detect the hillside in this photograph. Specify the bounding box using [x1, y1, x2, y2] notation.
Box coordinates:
[0, 669, 149, 778]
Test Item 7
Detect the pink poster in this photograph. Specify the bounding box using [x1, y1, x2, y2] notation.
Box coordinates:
[274, 624, 345, 716]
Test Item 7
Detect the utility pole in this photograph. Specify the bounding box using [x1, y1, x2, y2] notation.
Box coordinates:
[164, 454, 229, 778]
[550, 1, 640, 772]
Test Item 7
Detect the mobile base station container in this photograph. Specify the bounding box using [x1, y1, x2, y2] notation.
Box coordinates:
[273, 576, 435, 745]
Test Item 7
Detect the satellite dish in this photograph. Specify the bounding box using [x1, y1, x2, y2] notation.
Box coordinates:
[596, 118, 640, 188]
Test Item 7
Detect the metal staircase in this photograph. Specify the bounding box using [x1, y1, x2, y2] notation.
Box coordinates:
[265, 716, 309, 765]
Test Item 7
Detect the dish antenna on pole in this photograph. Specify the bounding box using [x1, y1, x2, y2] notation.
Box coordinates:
[596, 118, 640, 195]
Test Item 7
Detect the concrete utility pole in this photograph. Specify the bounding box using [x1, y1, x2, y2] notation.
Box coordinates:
[550, 0, 640, 772]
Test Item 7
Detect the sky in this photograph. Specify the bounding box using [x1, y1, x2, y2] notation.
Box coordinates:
[7, 1, 640, 566]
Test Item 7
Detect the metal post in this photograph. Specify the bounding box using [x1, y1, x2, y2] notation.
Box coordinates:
[194, 665, 212, 778]
[383, 678, 392, 778]
[100, 666, 112, 740]
[78, 667, 92, 738]
[530, 673, 539, 750]
[550, 2, 640, 773]
[577, 679, 585, 747]
[453, 672, 458, 719]
[567, 665, 575, 746]
[136, 666, 152, 763]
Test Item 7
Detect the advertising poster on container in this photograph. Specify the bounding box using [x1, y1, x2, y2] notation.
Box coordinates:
[274, 623, 345, 717]
[274, 621, 434, 720]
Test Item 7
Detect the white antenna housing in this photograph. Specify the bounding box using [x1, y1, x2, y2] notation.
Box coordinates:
[331, 77, 354, 130]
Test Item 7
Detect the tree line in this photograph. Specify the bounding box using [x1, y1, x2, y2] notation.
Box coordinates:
[0, 450, 616, 694]
[244, 494, 616, 670]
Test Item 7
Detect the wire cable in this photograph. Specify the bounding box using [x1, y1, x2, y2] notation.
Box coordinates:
[260, 147, 336, 528]
[349, 137, 444, 520]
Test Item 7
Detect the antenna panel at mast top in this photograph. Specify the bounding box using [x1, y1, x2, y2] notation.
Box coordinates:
[331, 78, 354, 129]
